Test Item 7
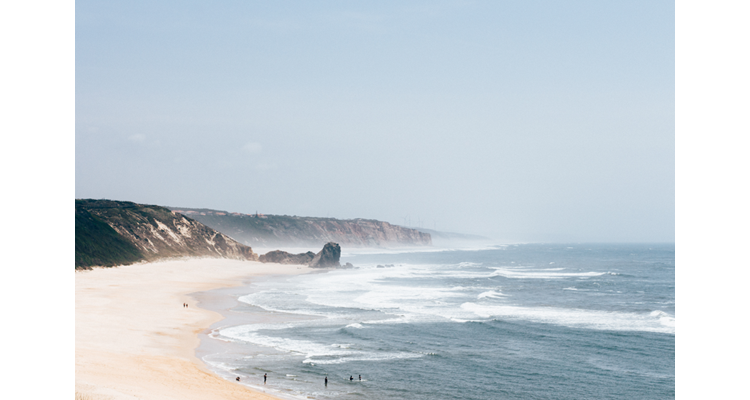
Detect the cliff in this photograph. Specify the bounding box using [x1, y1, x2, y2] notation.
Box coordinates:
[76, 199, 258, 269]
[168, 207, 432, 248]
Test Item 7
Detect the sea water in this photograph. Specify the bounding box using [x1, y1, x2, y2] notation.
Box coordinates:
[199, 243, 674, 399]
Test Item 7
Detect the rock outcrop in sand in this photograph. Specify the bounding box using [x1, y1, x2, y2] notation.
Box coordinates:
[76, 199, 258, 269]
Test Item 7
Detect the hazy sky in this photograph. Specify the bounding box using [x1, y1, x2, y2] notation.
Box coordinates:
[75, 0, 674, 242]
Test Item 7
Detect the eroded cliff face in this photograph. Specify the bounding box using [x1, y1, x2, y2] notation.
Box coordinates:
[76, 199, 257, 268]
[169, 208, 432, 248]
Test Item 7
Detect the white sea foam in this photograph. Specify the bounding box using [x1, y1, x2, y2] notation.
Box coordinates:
[303, 351, 422, 365]
[477, 290, 506, 299]
[362, 317, 410, 325]
[489, 267, 606, 279]
[352, 285, 466, 306]
[650, 310, 675, 328]
[346, 323, 363, 329]
[460, 303, 675, 334]
[458, 262, 482, 267]
[238, 292, 344, 318]
[220, 324, 357, 358]
[450, 318, 484, 323]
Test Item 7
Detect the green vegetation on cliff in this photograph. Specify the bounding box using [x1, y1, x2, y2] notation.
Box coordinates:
[75, 199, 257, 269]
[75, 207, 144, 269]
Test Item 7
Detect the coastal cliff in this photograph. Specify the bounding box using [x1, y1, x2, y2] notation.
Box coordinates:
[168, 207, 432, 248]
[76, 199, 258, 269]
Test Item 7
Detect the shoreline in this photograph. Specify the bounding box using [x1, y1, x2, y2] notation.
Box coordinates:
[193, 275, 327, 400]
[75, 258, 312, 400]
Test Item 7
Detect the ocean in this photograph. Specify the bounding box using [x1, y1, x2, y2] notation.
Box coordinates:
[196, 243, 675, 399]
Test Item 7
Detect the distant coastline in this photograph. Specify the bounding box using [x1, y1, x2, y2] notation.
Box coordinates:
[75, 198, 439, 269]
[168, 206, 432, 248]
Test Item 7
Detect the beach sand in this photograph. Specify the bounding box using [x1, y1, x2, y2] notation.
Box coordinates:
[76, 258, 310, 400]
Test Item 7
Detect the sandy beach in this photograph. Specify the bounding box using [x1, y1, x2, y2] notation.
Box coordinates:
[76, 258, 310, 400]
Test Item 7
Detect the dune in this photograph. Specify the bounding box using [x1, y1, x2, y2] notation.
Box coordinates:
[76, 258, 310, 400]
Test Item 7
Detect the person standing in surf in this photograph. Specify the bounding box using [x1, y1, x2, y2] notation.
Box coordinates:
[264, 373, 267, 384]
[325, 376, 328, 386]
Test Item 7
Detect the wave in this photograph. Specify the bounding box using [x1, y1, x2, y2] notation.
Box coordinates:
[650, 310, 675, 328]
[450, 318, 485, 323]
[489, 267, 607, 279]
[477, 290, 506, 299]
[361, 317, 410, 325]
[219, 324, 357, 358]
[460, 303, 675, 334]
[303, 351, 422, 365]
[237, 300, 338, 318]
[458, 262, 483, 267]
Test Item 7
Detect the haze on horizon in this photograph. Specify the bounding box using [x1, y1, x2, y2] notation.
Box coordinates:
[75, 1, 674, 243]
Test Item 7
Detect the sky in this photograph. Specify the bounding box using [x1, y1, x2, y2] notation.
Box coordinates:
[75, 0, 674, 242]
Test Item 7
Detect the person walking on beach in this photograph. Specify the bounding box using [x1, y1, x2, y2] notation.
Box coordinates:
[264, 373, 267, 384]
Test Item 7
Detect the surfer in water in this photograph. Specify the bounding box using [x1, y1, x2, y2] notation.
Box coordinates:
[350, 375, 353, 381]
[359, 375, 362, 381]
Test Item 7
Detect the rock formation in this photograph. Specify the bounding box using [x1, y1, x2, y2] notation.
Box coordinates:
[309, 242, 341, 268]
[259, 242, 343, 268]
[259, 250, 315, 265]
